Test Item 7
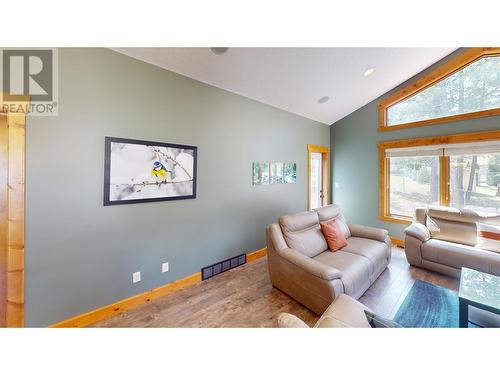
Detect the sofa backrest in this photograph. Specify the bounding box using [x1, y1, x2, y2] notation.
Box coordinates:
[415, 206, 500, 246]
[313, 204, 351, 238]
[279, 210, 328, 258]
[278, 204, 351, 258]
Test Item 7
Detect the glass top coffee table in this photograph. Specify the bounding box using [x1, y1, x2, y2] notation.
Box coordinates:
[459, 267, 500, 328]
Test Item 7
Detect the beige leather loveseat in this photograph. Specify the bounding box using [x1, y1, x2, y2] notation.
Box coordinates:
[266, 204, 391, 314]
[404, 206, 500, 278]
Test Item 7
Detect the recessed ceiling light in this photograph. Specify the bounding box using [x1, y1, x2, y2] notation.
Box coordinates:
[364, 67, 375, 77]
[318, 96, 330, 104]
[210, 47, 229, 55]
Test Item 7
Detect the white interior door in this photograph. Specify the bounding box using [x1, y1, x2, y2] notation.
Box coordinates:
[310, 152, 323, 209]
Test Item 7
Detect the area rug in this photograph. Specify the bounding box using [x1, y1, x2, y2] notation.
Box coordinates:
[393, 280, 461, 328]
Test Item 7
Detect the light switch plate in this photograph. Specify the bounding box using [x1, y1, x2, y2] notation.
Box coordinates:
[162, 262, 169, 273]
[132, 271, 141, 283]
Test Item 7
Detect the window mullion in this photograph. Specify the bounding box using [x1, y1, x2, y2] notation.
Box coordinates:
[439, 155, 450, 206]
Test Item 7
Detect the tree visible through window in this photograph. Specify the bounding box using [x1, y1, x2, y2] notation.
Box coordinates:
[389, 156, 440, 217]
[380, 132, 500, 223]
[450, 153, 500, 214]
[387, 56, 500, 126]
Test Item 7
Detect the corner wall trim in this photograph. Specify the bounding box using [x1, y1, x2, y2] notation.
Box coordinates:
[49, 247, 268, 328]
[390, 236, 404, 248]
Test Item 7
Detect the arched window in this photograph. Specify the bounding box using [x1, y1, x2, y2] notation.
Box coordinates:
[379, 48, 500, 131]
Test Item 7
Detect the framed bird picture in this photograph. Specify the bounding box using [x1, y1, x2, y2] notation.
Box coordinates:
[104, 137, 197, 206]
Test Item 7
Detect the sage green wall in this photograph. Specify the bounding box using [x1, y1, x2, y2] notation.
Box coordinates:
[25, 48, 329, 327]
[330, 49, 500, 240]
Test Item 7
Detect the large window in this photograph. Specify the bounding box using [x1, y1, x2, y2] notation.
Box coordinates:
[379, 130, 500, 223]
[387, 56, 500, 126]
[389, 155, 440, 217]
[450, 153, 500, 214]
[379, 48, 500, 132]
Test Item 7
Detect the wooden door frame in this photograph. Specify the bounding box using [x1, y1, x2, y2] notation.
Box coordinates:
[307, 144, 330, 210]
[1, 95, 29, 327]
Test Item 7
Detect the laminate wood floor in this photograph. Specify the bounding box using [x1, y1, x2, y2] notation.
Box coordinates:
[91, 247, 459, 328]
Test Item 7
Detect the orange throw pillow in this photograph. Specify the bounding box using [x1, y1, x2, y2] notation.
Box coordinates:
[320, 219, 348, 251]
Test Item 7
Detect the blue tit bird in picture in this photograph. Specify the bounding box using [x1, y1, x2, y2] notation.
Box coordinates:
[151, 161, 174, 182]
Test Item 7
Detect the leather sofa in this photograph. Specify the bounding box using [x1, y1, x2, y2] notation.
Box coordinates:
[266, 204, 391, 315]
[277, 293, 372, 328]
[404, 206, 500, 278]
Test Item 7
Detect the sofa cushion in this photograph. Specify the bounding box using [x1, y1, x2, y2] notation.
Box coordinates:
[426, 206, 500, 246]
[421, 239, 500, 275]
[320, 219, 348, 251]
[341, 237, 389, 275]
[461, 209, 500, 226]
[279, 211, 327, 257]
[314, 205, 351, 238]
[429, 206, 500, 225]
[426, 214, 477, 246]
[313, 251, 371, 296]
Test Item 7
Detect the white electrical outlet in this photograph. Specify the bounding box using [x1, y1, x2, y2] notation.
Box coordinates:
[132, 271, 141, 283]
[162, 262, 169, 273]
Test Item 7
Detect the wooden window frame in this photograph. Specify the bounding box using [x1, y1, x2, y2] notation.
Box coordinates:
[378, 47, 500, 132]
[378, 129, 500, 224]
[307, 144, 330, 210]
[0, 95, 29, 327]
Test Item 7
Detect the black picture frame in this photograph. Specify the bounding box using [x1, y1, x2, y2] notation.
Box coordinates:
[103, 136, 197, 206]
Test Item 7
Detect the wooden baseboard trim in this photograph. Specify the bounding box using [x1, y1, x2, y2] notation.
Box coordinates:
[246, 247, 267, 262]
[49, 247, 268, 328]
[390, 236, 404, 248]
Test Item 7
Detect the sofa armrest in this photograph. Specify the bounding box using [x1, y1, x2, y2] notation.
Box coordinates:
[404, 223, 430, 242]
[277, 313, 310, 328]
[348, 223, 389, 242]
[277, 248, 342, 281]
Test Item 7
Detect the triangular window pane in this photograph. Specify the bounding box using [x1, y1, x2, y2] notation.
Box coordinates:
[387, 56, 500, 126]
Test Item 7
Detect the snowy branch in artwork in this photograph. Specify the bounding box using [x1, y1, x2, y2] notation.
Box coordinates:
[151, 147, 193, 180]
[114, 179, 193, 187]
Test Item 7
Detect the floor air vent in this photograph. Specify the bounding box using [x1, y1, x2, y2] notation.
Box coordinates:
[202, 253, 246, 280]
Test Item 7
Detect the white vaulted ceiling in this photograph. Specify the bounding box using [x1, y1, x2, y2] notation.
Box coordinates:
[112, 47, 456, 125]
